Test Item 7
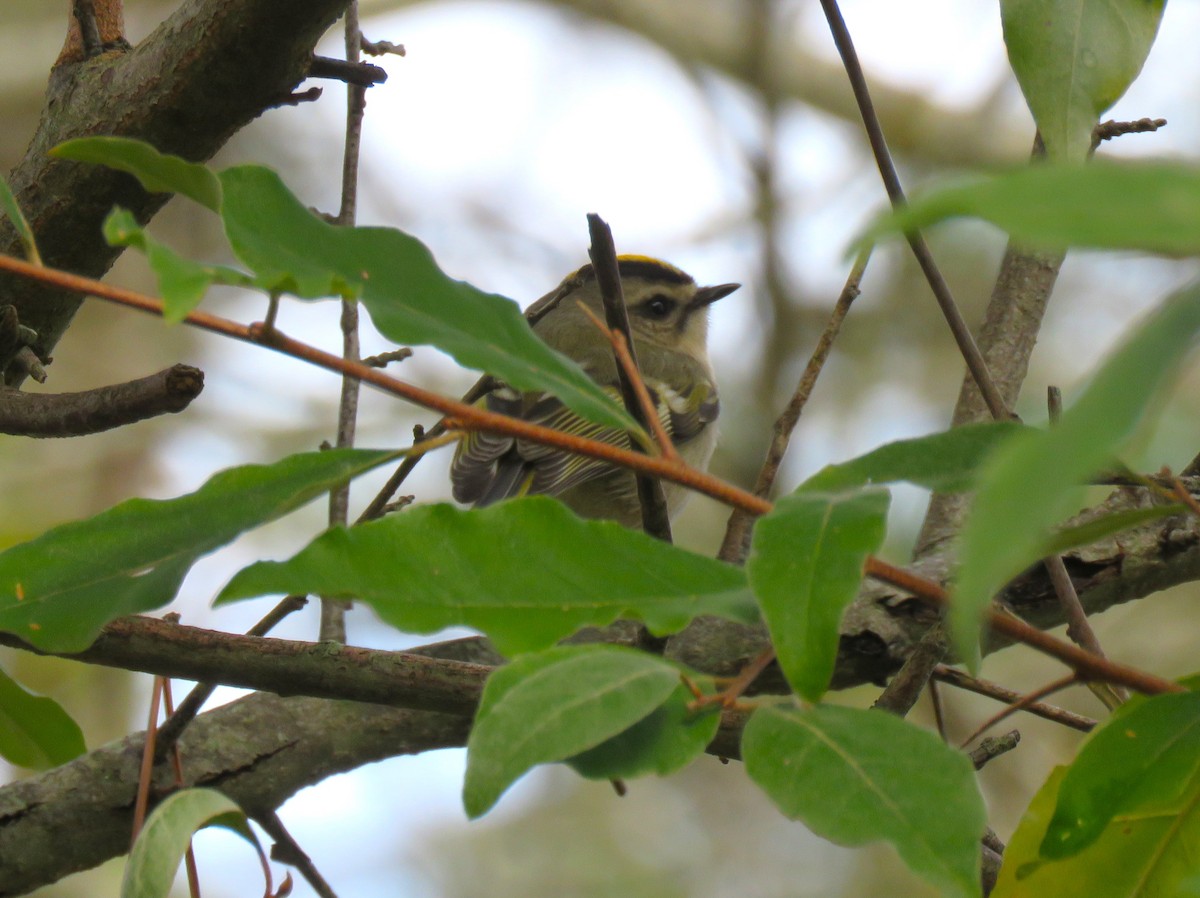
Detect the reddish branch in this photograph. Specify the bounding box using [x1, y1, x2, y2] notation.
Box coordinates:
[0, 252, 1181, 700]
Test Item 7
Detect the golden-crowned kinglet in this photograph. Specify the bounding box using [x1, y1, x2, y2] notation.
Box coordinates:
[451, 255, 739, 528]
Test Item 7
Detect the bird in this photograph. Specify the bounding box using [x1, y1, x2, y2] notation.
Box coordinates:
[451, 255, 739, 529]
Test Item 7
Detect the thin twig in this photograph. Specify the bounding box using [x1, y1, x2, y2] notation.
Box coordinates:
[273, 87, 323, 108]
[1170, 475, 1200, 519]
[577, 304, 678, 461]
[969, 730, 1020, 770]
[362, 347, 413, 368]
[360, 36, 405, 57]
[1092, 117, 1167, 149]
[690, 645, 777, 711]
[933, 665, 1095, 732]
[718, 250, 868, 563]
[0, 364, 203, 437]
[1042, 390, 1124, 703]
[1044, 557, 1117, 670]
[1047, 385, 1062, 423]
[864, 556, 1182, 697]
[308, 55, 387, 87]
[929, 678, 948, 741]
[321, 2, 367, 644]
[586, 213, 673, 541]
[131, 675, 164, 843]
[959, 673, 1078, 748]
[817, 0, 1011, 421]
[256, 811, 341, 898]
[13, 346, 46, 383]
[160, 681, 202, 898]
[872, 624, 947, 717]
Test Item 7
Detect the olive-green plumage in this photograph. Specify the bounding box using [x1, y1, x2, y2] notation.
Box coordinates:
[451, 256, 738, 529]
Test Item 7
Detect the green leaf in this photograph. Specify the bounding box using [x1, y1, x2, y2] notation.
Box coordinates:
[217, 497, 756, 656]
[463, 645, 680, 817]
[1001, 0, 1165, 161]
[0, 172, 39, 264]
[801, 422, 1025, 493]
[53, 137, 222, 211]
[747, 489, 889, 701]
[995, 765, 1200, 897]
[103, 208, 252, 321]
[952, 284, 1200, 669]
[1043, 503, 1186, 557]
[0, 665, 86, 769]
[0, 449, 399, 652]
[1041, 690, 1200, 859]
[217, 165, 633, 433]
[858, 162, 1200, 257]
[122, 789, 261, 898]
[568, 681, 721, 781]
[744, 704, 985, 898]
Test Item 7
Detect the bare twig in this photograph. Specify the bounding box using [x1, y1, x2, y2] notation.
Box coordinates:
[817, 0, 1010, 421]
[160, 681, 202, 898]
[1042, 389, 1125, 705]
[362, 347, 413, 368]
[586, 213, 673, 541]
[13, 346, 47, 383]
[1092, 117, 1167, 149]
[872, 624, 947, 717]
[273, 86, 323, 108]
[321, 2, 368, 644]
[256, 811, 340, 898]
[690, 645, 776, 711]
[0, 364, 203, 437]
[929, 679, 948, 741]
[308, 55, 387, 87]
[969, 730, 1020, 770]
[360, 36, 405, 57]
[718, 250, 868, 563]
[959, 673, 1078, 748]
[932, 665, 1095, 732]
[1047, 385, 1062, 423]
[131, 675, 164, 842]
[1044, 557, 1119, 675]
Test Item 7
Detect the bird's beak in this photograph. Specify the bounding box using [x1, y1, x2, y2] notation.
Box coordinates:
[691, 282, 741, 309]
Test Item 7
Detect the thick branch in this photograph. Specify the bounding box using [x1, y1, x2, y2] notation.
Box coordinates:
[0, 642, 747, 894]
[1, 0, 352, 383]
[0, 616, 490, 716]
[0, 364, 203, 437]
[0, 692, 471, 895]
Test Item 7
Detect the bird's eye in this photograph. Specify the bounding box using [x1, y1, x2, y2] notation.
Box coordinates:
[642, 295, 676, 319]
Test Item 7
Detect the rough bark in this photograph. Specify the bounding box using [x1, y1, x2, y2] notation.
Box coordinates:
[0, 0, 351, 382]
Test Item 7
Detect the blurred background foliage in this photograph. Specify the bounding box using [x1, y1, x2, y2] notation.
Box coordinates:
[4, 1, 1200, 895]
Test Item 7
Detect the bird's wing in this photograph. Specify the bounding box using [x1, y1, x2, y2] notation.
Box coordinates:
[450, 378, 718, 507]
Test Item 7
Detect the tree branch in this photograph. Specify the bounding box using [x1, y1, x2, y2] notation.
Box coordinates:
[0, 628, 748, 893]
[0, 692, 472, 895]
[0, 363, 203, 437]
[0, 616, 490, 717]
[2, 0, 352, 384]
